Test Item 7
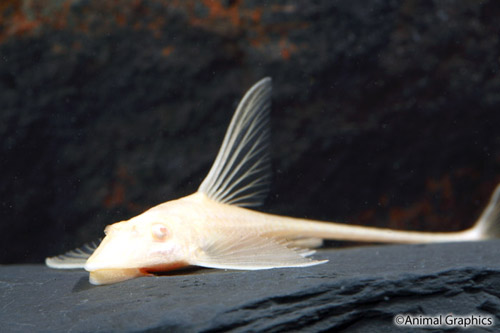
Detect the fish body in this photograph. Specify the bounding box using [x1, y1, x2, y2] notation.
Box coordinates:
[84, 190, 486, 284]
[46, 78, 500, 285]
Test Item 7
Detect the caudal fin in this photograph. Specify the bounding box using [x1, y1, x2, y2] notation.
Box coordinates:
[469, 183, 500, 239]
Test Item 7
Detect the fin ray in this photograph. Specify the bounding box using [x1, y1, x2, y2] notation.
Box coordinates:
[472, 183, 500, 238]
[198, 78, 272, 207]
[191, 232, 328, 270]
[287, 237, 324, 249]
[45, 239, 101, 269]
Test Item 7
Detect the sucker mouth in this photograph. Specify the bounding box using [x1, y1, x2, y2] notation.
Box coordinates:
[139, 261, 189, 275]
[88, 261, 190, 285]
[89, 268, 145, 285]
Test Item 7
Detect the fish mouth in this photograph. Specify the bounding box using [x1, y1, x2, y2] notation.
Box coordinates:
[88, 262, 189, 285]
[140, 262, 189, 274]
[89, 268, 147, 285]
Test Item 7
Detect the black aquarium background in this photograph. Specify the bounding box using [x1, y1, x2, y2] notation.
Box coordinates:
[0, 0, 499, 264]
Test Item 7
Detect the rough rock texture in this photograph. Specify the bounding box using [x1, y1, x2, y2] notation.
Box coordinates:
[1, 1, 500, 265]
[2, 241, 500, 332]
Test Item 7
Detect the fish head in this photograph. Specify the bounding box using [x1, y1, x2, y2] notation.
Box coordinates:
[84, 211, 187, 285]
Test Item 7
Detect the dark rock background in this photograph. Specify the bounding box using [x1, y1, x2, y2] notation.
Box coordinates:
[1, 0, 500, 264]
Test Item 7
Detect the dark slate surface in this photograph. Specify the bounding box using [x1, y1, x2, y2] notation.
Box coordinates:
[1, 0, 500, 265]
[2, 241, 500, 332]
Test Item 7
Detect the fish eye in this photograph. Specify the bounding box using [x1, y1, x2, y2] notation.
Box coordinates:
[151, 223, 169, 241]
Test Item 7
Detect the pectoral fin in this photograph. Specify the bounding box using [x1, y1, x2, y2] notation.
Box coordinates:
[45, 239, 101, 269]
[287, 237, 324, 249]
[191, 233, 328, 270]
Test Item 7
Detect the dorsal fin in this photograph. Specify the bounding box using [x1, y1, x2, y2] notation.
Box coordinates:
[198, 78, 272, 207]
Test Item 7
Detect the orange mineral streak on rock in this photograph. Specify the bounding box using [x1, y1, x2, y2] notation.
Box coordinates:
[115, 12, 127, 27]
[279, 37, 298, 61]
[161, 46, 175, 57]
[0, 1, 70, 42]
[202, 0, 241, 27]
[183, 0, 266, 38]
[103, 166, 138, 209]
[0, 10, 40, 43]
[0, 0, 309, 63]
[427, 175, 454, 206]
[147, 16, 166, 38]
[104, 182, 126, 209]
[388, 200, 435, 229]
[186, 0, 243, 35]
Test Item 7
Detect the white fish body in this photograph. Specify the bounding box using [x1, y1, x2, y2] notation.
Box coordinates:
[46, 78, 500, 285]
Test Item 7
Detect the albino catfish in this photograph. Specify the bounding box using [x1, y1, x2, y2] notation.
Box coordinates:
[46, 78, 500, 285]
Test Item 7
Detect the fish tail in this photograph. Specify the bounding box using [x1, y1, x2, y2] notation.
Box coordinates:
[468, 183, 500, 240]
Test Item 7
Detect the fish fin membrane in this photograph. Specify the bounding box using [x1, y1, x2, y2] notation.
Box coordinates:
[472, 183, 500, 239]
[191, 232, 327, 270]
[287, 237, 324, 249]
[45, 239, 101, 269]
[198, 78, 272, 208]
